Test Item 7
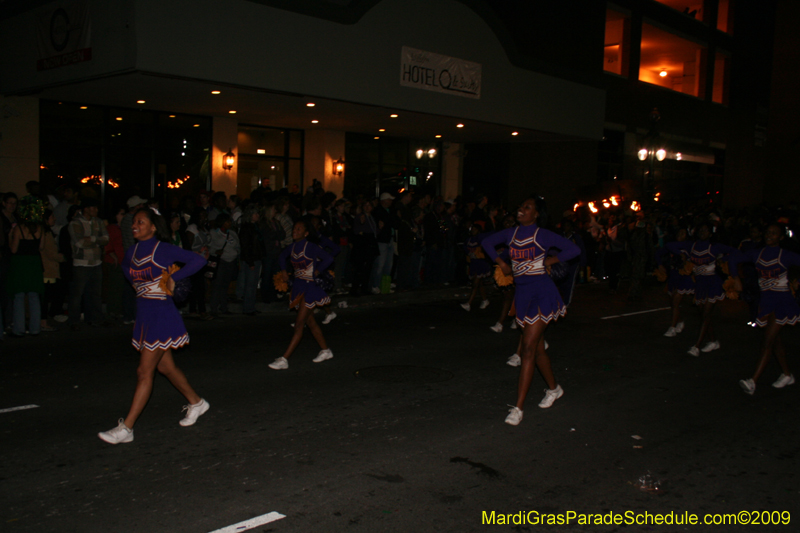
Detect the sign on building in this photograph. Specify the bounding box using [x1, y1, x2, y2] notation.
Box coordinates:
[400, 46, 481, 99]
[36, 1, 92, 71]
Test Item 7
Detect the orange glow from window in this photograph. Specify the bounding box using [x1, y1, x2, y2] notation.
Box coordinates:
[604, 9, 628, 76]
[639, 23, 706, 97]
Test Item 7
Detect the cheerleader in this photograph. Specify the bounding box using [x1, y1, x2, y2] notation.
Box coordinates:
[268, 219, 334, 370]
[481, 196, 580, 426]
[460, 224, 491, 311]
[666, 223, 737, 356]
[657, 228, 694, 336]
[730, 224, 799, 394]
[98, 208, 208, 445]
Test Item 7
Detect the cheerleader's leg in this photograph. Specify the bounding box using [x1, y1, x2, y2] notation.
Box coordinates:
[515, 320, 553, 409]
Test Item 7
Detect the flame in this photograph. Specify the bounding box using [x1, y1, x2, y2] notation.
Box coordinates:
[602, 201, 610, 208]
[167, 175, 191, 189]
[80, 175, 118, 188]
[573, 203, 580, 212]
[610, 196, 619, 206]
[630, 201, 641, 212]
[588, 202, 598, 214]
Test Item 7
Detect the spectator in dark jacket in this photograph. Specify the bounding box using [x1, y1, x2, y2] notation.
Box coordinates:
[259, 203, 285, 303]
[239, 205, 264, 315]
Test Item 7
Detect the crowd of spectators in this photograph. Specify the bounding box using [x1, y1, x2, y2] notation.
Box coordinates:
[2, 176, 799, 340]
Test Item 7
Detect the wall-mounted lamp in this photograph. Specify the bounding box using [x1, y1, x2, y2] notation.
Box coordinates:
[637, 148, 649, 161]
[655, 148, 667, 161]
[334, 158, 345, 177]
[416, 149, 424, 159]
[223, 149, 235, 170]
[427, 148, 437, 158]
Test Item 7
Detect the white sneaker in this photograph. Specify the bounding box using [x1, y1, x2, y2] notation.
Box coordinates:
[479, 299, 490, 309]
[371, 287, 381, 295]
[538, 385, 564, 408]
[510, 321, 518, 330]
[700, 341, 720, 353]
[505, 406, 523, 425]
[269, 357, 289, 370]
[740, 378, 756, 395]
[53, 314, 68, 323]
[663, 327, 677, 337]
[322, 312, 337, 325]
[490, 322, 503, 333]
[98, 419, 133, 444]
[507, 354, 521, 367]
[675, 321, 685, 332]
[687, 346, 700, 357]
[180, 398, 210, 427]
[460, 303, 471, 311]
[312, 349, 333, 363]
[772, 374, 795, 388]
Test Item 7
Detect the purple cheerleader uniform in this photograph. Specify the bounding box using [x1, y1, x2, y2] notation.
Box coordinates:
[482, 225, 580, 327]
[123, 237, 207, 352]
[279, 239, 334, 309]
[465, 234, 492, 280]
[732, 246, 800, 327]
[667, 240, 736, 304]
[655, 246, 695, 295]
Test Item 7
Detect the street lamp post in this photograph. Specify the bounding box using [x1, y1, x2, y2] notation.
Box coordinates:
[637, 108, 666, 195]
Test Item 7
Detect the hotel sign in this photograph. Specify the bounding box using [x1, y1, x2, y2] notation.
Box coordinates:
[36, 1, 92, 71]
[400, 46, 481, 99]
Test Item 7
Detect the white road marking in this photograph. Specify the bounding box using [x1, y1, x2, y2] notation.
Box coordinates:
[209, 512, 286, 533]
[601, 307, 671, 320]
[0, 404, 39, 414]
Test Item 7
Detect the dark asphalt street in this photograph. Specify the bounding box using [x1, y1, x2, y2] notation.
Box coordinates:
[2, 280, 799, 532]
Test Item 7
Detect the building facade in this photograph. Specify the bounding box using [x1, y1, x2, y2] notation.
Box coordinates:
[0, 0, 785, 215]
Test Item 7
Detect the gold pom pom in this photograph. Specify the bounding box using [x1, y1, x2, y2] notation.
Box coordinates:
[723, 276, 739, 300]
[158, 264, 180, 296]
[273, 272, 289, 293]
[679, 261, 694, 276]
[654, 265, 667, 282]
[494, 265, 514, 287]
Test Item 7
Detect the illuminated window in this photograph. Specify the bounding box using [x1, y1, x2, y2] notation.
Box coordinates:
[604, 8, 630, 76]
[639, 23, 707, 98]
[653, 0, 704, 22]
[712, 51, 730, 105]
[717, 0, 733, 34]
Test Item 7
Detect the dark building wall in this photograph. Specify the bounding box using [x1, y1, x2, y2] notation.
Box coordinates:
[462, 143, 510, 206]
[764, 0, 800, 207]
[506, 141, 599, 218]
